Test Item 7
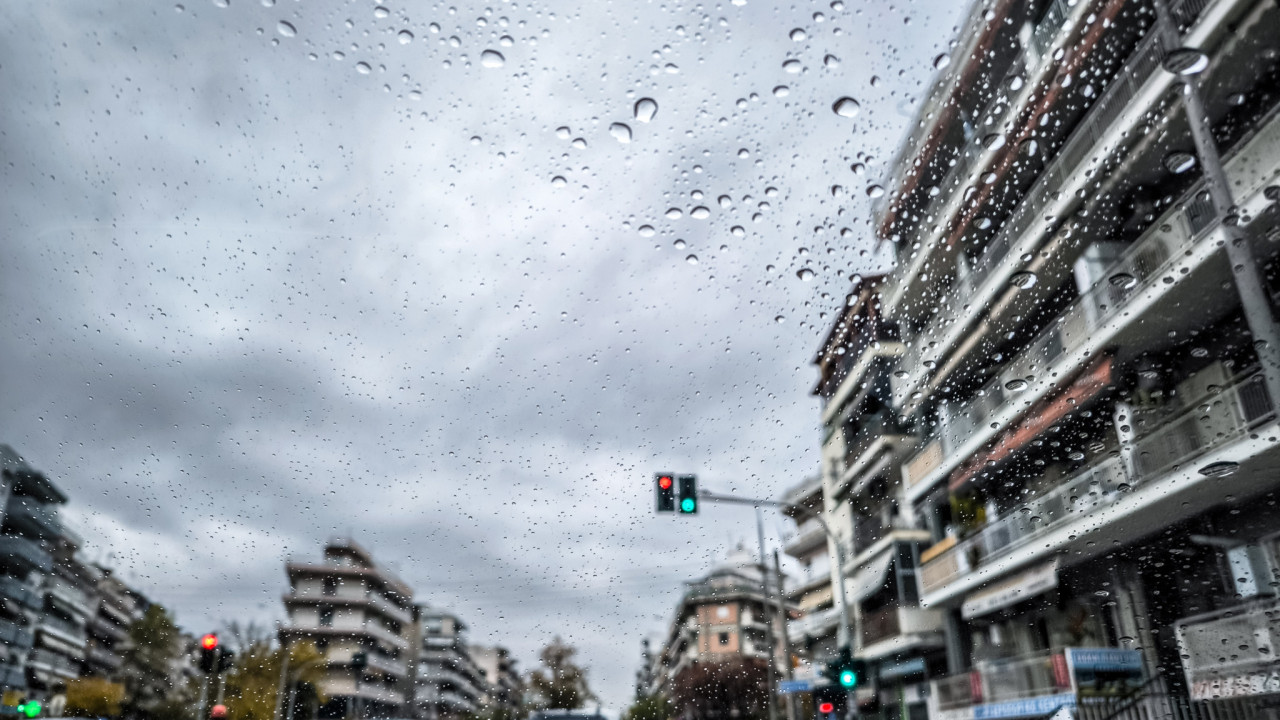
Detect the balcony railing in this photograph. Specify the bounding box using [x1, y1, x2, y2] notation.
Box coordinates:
[27, 648, 81, 678]
[0, 535, 53, 574]
[861, 605, 902, 648]
[38, 614, 88, 646]
[0, 617, 35, 649]
[49, 578, 95, 614]
[0, 575, 43, 610]
[921, 371, 1275, 596]
[935, 648, 1073, 711]
[1176, 597, 1280, 696]
[853, 516, 889, 558]
[788, 605, 842, 644]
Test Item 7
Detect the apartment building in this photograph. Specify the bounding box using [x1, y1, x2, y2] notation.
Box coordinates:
[83, 565, 148, 679]
[469, 644, 521, 713]
[281, 539, 416, 719]
[807, 0, 1280, 718]
[28, 533, 98, 693]
[647, 547, 781, 697]
[0, 445, 69, 697]
[780, 475, 839, 664]
[414, 608, 486, 720]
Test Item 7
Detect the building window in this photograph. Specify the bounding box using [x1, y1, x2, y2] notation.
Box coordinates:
[323, 577, 337, 596]
[718, 632, 730, 646]
[319, 606, 334, 626]
[316, 639, 328, 651]
[716, 605, 730, 619]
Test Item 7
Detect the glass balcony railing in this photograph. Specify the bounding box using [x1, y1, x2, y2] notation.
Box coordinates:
[920, 371, 1275, 596]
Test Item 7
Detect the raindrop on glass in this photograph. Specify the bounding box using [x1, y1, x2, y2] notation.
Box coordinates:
[373, 5, 390, 18]
[832, 97, 860, 118]
[398, 29, 414, 44]
[609, 123, 632, 143]
[1162, 48, 1209, 75]
[824, 54, 840, 69]
[638, 225, 656, 238]
[691, 206, 711, 220]
[1109, 273, 1137, 290]
[1164, 151, 1196, 174]
[277, 21, 296, 37]
[551, 176, 567, 188]
[797, 268, 815, 282]
[1199, 461, 1240, 478]
[933, 53, 950, 70]
[1010, 271, 1038, 289]
[665, 208, 683, 220]
[686, 255, 699, 265]
[480, 50, 505, 68]
[866, 184, 885, 198]
[782, 59, 802, 74]
[1005, 378, 1028, 391]
[789, 28, 806, 41]
[356, 61, 372, 74]
[634, 98, 658, 123]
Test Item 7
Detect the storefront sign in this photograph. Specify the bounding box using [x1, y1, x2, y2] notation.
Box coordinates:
[778, 679, 814, 694]
[880, 657, 927, 681]
[972, 693, 1076, 719]
[1065, 648, 1143, 671]
[1067, 647, 1144, 697]
[961, 560, 1058, 619]
[1191, 671, 1280, 701]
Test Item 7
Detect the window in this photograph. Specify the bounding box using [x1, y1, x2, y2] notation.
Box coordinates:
[718, 632, 730, 646]
[319, 606, 333, 627]
[323, 577, 337, 596]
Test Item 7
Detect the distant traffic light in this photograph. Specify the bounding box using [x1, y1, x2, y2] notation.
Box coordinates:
[16, 700, 41, 718]
[217, 648, 236, 673]
[199, 634, 219, 673]
[655, 473, 675, 513]
[822, 646, 865, 690]
[677, 475, 697, 514]
[813, 685, 845, 717]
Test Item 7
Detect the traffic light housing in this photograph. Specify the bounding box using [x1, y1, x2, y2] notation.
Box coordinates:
[813, 685, 846, 717]
[199, 634, 219, 673]
[217, 648, 235, 672]
[677, 474, 697, 514]
[15, 700, 41, 719]
[821, 646, 866, 690]
[655, 474, 675, 512]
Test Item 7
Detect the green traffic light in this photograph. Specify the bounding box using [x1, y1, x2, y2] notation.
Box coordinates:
[21, 702, 41, 718]
[839, 670, 857, 688]
[680, 497, 696, 513]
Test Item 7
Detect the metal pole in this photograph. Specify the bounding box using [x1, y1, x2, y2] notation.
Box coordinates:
[1153, 0, 1280, 404]
[285, 682, 299, 720]
[275, 643, 292, 720]
[775, 550, 798, 720]
[197, 674, 209, 720]
[757, 507, 779, 720]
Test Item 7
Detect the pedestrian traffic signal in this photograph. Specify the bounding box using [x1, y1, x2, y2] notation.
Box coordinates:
[817, 703, 834, 715]
[217, 648, 235, 672]
[677, 474, 697, 514]
[655, 473, 675, 512]
[16, 700, 41, 718]
[199, 636, 218, 673]
[813, 685, 846, 717]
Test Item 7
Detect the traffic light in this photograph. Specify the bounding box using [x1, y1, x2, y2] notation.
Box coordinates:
[655, 473, 675, 512]
[822, 646, 866, 690]
[199, 634, 219, 673]
[15, 700, 41, 719]
[813, 685, 845, 717]
[677, 474, 697, 514]
[217, 648, 236, 672]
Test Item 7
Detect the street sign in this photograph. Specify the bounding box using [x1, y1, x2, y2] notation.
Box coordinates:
[778, 679, 814, 694]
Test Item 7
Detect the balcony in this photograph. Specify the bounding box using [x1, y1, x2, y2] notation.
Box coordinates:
[779, 475, 823, 515]
[88, 613, 129, 643]
[364, 652, 407, 678]
[787, 605, 842, 645]
[1176, 598, 1280, 700]
[4, 499, 62, 540]
[0, 535, 52, 574]
[0, 575, 43, 611]
[931, 648, 1143, 720]
[783, 519, 827, 559]
[859, 604, 943, 659]
[38, 613, 88, 647]
[891, 0, 1220, 414]
[919, 371, 1275, 602]
[48, 578, 95, 617]
[0, 617, 35, 650]
[26, 648, 80, 679]
[363, 621, 408, 649]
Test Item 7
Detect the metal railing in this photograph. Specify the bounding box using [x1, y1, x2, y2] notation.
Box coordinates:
[921, 371, 1275, 594]
[38, 614, 88, 644]
[861, 605, 903, 647]
[0, 575, 43, 610]
[934, 648, 1072, 711]
[0, 535, 53, 573]
[27, 648, 81, 678]
[1176, 597, 1280, 685]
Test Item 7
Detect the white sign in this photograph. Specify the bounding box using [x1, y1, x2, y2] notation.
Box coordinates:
[1191, 671, 1280, 700]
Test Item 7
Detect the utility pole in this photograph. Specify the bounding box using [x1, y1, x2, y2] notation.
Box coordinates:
[775, 550, 798, 720]
[274, 641, 292, 720]
[756, 507, 778, 720]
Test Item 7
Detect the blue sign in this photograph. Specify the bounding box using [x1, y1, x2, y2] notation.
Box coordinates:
[779, 679, 814, 694]
[972, 693, 1076, 719]
[1066, 648, 1143, 671]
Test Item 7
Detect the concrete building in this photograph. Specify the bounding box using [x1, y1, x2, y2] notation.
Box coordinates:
[0, 445, 69, 697]
[84, 565, 149, 679]
[806, 0, 1280, 718]
[28, 533, 97, 692]
[779, 475, 839, 662]
[414, 608, 485, 720]
[647, 547, 782, 697]
[469, 644, 521, 713]
[282, 539, 416, 719]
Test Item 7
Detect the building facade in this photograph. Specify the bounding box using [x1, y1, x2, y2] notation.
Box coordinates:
[414, 608, 486, 720]
[469, 644, 521, 714]
[801, 0, 1280, 718]
[282, 539, 416, 719]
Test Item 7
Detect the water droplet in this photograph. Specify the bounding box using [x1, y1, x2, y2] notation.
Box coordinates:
[571, 138, 587, 149]
[1199, 461, 1240, 477]
[789, 28, 806, 41]
[772, 85, 790, 97]
[797, 268, 815, 281]
[832, 97, 860, 118]
[1109, 273, 1137, 289]
[398, 29, 414, 44]
[664, 63, 679, 74]
[1163, 48, 1209, 75]
[1010, 271, 1038, 289]
[731, 226, 745, 237]
[933, 53, 950, 70]
[691, 206, 711, 220]
[866, 184, 885, 198]
[277, 20, 296, 37]
[356, 61, 372, 74]
[373, 5, 390, 18]
[212, 0, 229, 7]
[1264, 186, 1280, 201]
[775, 315, 786, 324]
[1005, 378, 1028, 391]
[551, 176, 566, 188]
[665, 208, 683, 220]
[428, 22, 440, 33]
[717, 195, 732, 209]
[1164, 151, 1197, 174]
[824, 54, 840, 69]
[638, 225, 656, 238]
[609, 123, 632, 143]
[480, 50, 505, 68]
[555, 127, 571, 140]
[674, 239, 687, 250]
[634, 98, 658, 123]
[686, 255, 699, 265]
[782, 59, 802, 74]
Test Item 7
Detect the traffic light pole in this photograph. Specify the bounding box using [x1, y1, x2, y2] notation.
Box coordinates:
[697, 490, 855, 650]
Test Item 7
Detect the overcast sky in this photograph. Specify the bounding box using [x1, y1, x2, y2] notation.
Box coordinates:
[0, 0, 962, 706]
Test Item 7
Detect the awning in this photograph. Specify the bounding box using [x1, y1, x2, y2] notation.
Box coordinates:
[798, 584, 834, 612]
[962, 559, 1059, 619]
[949, 355, 1114, 492]
[845, 551, 896, 603]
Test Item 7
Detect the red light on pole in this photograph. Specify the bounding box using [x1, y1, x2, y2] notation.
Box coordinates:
[201, 634, 219, 650]
[818, 703, 835, 714]
[658, 476, 673, 490]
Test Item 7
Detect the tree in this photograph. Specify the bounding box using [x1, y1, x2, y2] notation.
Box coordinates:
[66, 677, 127, 718]
[223, 640, 327, 720]
[670, 658, 768, 720]
[122, 604, 194, 720]
[526, 638, 595, 710]
[624, 695, 672, 720]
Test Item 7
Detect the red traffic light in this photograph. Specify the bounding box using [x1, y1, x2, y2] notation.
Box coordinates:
[818, 703, 835, 714]
[201, 634, 219, 650]
[658, 476, 673, 490]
